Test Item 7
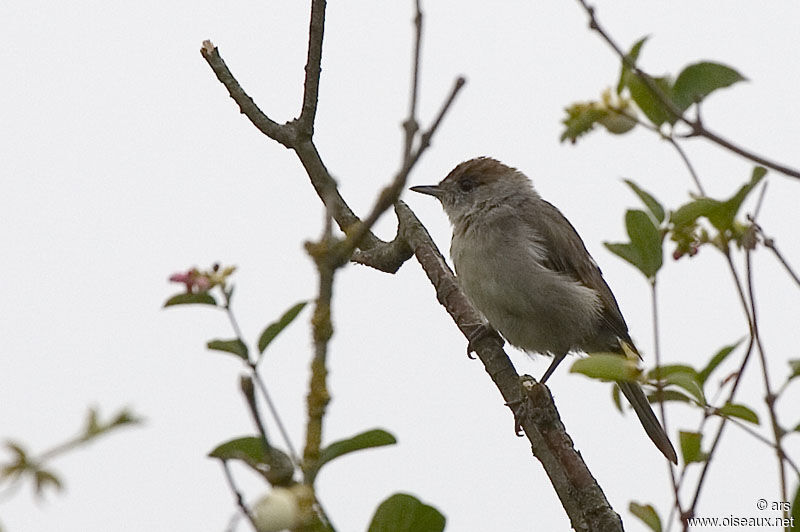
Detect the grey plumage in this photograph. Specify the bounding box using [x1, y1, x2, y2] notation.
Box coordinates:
[411, 156, 678, 464]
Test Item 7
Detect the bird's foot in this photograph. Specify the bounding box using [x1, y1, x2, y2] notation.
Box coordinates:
[466, 323, 503, 358]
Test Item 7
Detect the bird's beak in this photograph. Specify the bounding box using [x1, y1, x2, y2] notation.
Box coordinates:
[409, 184, 442, 198]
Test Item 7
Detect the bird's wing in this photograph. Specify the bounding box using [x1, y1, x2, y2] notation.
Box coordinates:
[533, 200, 634, 347]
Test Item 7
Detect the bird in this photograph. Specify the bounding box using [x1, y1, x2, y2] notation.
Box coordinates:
[410, 156, 678, 464]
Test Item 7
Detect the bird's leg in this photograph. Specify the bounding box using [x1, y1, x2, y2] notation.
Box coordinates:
[540, 352, 568, 383]
[466, 323, 503, 358]
[505, 375, 537, 436]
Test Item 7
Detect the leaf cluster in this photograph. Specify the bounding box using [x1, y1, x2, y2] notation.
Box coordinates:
[601, 167, 765, 283]
[1, 407, 140, 499]
[561, 37, 746, 142]
[165, 266, 446, 530]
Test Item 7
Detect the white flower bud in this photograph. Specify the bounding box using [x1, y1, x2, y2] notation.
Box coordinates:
[252, 487, 299, 532]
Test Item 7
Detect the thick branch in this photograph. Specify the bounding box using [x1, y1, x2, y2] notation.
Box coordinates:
[396, 201, 623, 532]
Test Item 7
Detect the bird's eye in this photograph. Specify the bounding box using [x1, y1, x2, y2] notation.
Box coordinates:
[459, 177, 476, 192]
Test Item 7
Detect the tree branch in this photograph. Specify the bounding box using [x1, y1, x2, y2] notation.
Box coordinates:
[335, 76, 465, 265]
[574, 0, 800, 180]
[202, 2, 623, 528]
[201, 41, 296, 148]
[396, 200, 623, 532]
[298, 0, 326, 136]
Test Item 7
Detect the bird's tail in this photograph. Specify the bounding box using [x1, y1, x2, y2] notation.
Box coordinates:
[618, 380, 678, 464]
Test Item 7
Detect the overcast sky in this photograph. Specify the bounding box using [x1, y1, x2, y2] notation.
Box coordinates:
[3, 1, 799, 531]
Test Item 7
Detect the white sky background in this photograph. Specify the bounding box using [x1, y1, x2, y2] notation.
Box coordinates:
[3, 1, 800, 530]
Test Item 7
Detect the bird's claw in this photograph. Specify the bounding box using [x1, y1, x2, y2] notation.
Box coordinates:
[505, 398, 527, 436]
[466, 323, 502, 358]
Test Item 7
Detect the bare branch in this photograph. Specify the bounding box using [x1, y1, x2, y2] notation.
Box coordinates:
[418, 77, 466, 153]
[402, 0, 423, 163]
[336, 76, 466, 263]
[351, 232, 414, 273]
[745, 250, 789, 516]
[221, 461, 258, 530]
[397, 201, 622, 531]
[665, 135, 705, 196]
[726, 416, 800, 477]
[200, 41, 296, 148]
[298, 0, 326, 136]
[650, 282, 684, 521]
[753, 224, 800, 289]
[686, 252, 756, 518]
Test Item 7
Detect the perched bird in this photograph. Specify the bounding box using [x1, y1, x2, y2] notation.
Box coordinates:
[411, 156, 678, 464]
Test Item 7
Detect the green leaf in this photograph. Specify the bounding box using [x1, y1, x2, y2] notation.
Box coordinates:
[646, 389, 696, 405]
[604, 242, 640, 269]
[698, 339, 743, 385]
[716, 403, 759, 425]
[617, 36, 649, 95]
[85, 407, 101, 437]
[713, 167, 767, 231]
[629, 502, 662, 532]
[570, 354, 641, 382]
[671, 168, 766, 233]
[605, 209, 663, 280]
[209, 436, 268, 463]
[209, 437, 293, 486]
[318, 429, 397, 472]
[624, 179, 665, 223]
[679, 431, 707, 464]
[109, 408, 142, 428]
[1, 441, 30, 479]
[647, 364, 698, 380]
[626, 209, 663, 278]
[82, 407, 142, 441]
[788, 359, 800, 381]
[670, 198, 721, 229]
[560, 103, 608, 143]
[258, 301, 308, 354]
[625, 73, 676, 127]
[791, 484, 799, 532]
[612, 383, 623, 413]
[672, 62, 746, 112]
[163, 292, 217, 307]
[368, 493, 446, 532]
[207, 338, 249, 361]
[34, 469, 63, 497]
[663, 371, 705, 406]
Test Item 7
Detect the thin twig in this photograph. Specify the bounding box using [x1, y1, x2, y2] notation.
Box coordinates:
[223, 292, 301, 467]
[250, 370, 301, 466]
[686, 251, 756, 516]
[665, 135, 705, 196]
[298, 0, 326, 136]
[650, 281, 683, 522]
[754, 225, 800, 288]
[221, 461, 258, 530]
[726, 416, 800, 477]
[745, 250, 789, 517]
[402, 0, 423, 163]
[241, 376, 271, 449]
[574, 0, 800, 180]
[335, 77, 466, 263]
